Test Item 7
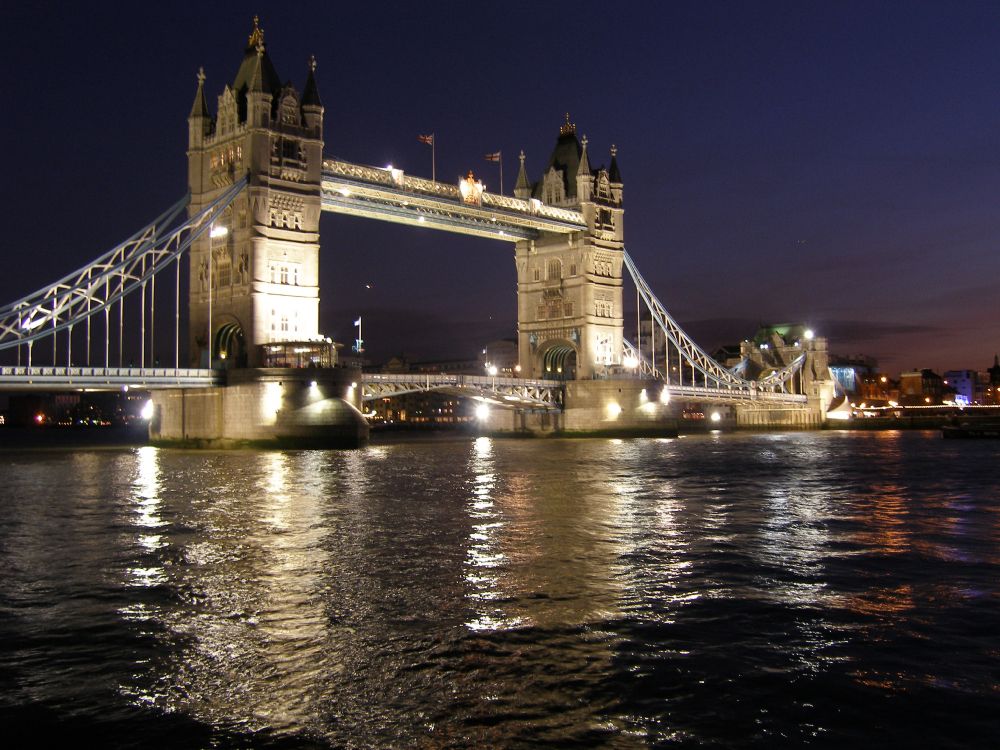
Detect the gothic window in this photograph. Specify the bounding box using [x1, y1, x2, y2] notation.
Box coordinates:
[293, 267, 300, 286]
[564, 302, 573, 317]
[569, 263, 577, 276]
[282, 140, 299, 161]
[281, 316, 289, 333]
[217, 258, 231, 288]
[533, 268, 540, 282]
[547, 258, 562, 281]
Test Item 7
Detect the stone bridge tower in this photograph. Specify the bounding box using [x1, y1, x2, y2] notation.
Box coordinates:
[186, 17, 324, 367]
[514, 116, 624, 380]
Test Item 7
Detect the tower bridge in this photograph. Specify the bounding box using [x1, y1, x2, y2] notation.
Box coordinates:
[0, 19, 835, 445]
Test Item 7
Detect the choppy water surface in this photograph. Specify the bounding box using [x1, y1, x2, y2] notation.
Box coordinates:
[1, 430, 998, 748]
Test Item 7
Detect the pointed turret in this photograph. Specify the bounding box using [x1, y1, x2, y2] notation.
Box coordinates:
[608, 144, 623, 204]
[301, 55, 323, 136]
[188, 67, 211, 148]
[576, 134, 593, 202]
[533, 113, 583, 204]
[245, 43, 272, 127]
[990, 354, 1000, 386]
[190, 67, 210, 119]
[232, 16, 282, 123]
[514, 150, 531, 200]
[609, 144, 622, 184]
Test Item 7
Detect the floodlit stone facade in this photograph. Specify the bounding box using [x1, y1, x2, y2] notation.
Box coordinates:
[187, 18, 324, 367]
[514, 116, 625, 380]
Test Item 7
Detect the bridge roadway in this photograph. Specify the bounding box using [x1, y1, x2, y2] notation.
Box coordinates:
[0, 367, 806, 408]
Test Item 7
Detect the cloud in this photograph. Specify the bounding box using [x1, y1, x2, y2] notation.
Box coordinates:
[813, 319, 943, 342]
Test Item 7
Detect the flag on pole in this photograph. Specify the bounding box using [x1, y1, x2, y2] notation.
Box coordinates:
[419, 134, 436, 181]
[484, 151, 503, 194]
[353, 317, 362, 327]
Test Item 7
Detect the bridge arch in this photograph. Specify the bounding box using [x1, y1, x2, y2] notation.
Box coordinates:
[214, 319, 247, 368]
[539, 340, 577, 381]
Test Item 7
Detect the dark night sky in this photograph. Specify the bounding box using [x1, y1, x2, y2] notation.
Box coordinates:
[3, 1, 1000, 375]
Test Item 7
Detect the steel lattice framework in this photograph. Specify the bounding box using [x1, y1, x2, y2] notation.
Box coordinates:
[0, 178, 246, 370]
[362, 373, 563, 410]
[623, 250, 807, 401]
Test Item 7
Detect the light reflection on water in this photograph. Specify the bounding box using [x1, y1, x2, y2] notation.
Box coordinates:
[1, 430, 999, 747]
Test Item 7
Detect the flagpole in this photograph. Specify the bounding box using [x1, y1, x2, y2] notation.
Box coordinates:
[432, 134, 436, 183]
[499, 151, 503, 196]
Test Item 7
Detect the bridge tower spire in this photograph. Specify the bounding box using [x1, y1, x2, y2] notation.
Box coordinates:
[515, 116, 625, 380]
[186, 18, 325, 367]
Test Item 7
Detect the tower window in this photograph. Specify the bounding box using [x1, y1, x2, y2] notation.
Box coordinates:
[547, 259, 562, 281]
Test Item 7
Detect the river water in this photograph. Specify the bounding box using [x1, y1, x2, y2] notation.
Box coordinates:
[1, 430, 998, 748]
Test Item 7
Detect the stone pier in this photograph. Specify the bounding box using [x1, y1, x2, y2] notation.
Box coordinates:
[149, 367, 369, 448]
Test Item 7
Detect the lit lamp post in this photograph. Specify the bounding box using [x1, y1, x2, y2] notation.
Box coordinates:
[208, 223, 228, 366]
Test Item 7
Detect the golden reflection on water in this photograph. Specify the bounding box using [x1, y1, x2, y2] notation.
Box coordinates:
[464, 437, 520, 631]
[118, 450, 339, 736]
[607, 440, 699, 618]
[460, 438, 632, 631]
[127, 447, 167, 586]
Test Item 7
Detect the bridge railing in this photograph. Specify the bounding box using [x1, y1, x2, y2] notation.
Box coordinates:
[0, 366, 220, 390]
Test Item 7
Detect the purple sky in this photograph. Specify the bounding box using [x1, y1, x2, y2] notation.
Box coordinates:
[3, 1, 1000, 375]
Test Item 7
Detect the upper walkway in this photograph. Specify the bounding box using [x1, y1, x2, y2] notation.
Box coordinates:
[321, 159, 586, 241]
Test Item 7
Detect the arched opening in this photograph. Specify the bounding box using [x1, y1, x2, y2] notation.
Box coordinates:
[214, 321, 247, 368]
[540, 343, 577, 381]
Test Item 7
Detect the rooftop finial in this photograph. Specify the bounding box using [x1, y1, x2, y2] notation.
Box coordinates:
[248, 15, 265, 48]
[197, 66, 206, 85]
[519, 149, 525, 166]
[309, 54, 317, 72]
[581, 134, 588, 149]
[560, 112, 576, 135]
[611, 144, 618, 158]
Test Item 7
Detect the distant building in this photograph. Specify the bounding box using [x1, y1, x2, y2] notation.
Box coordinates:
[829, 354, 878, 398]
[985, 355, 1000, 405]
[899, 369, 945, 405]
[942, 370, 977, 405]
[858, 373, 899, 404]
[378, 355, 480, 375]
[368, 392, 475, 427]
[479, 339, 520, 376]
